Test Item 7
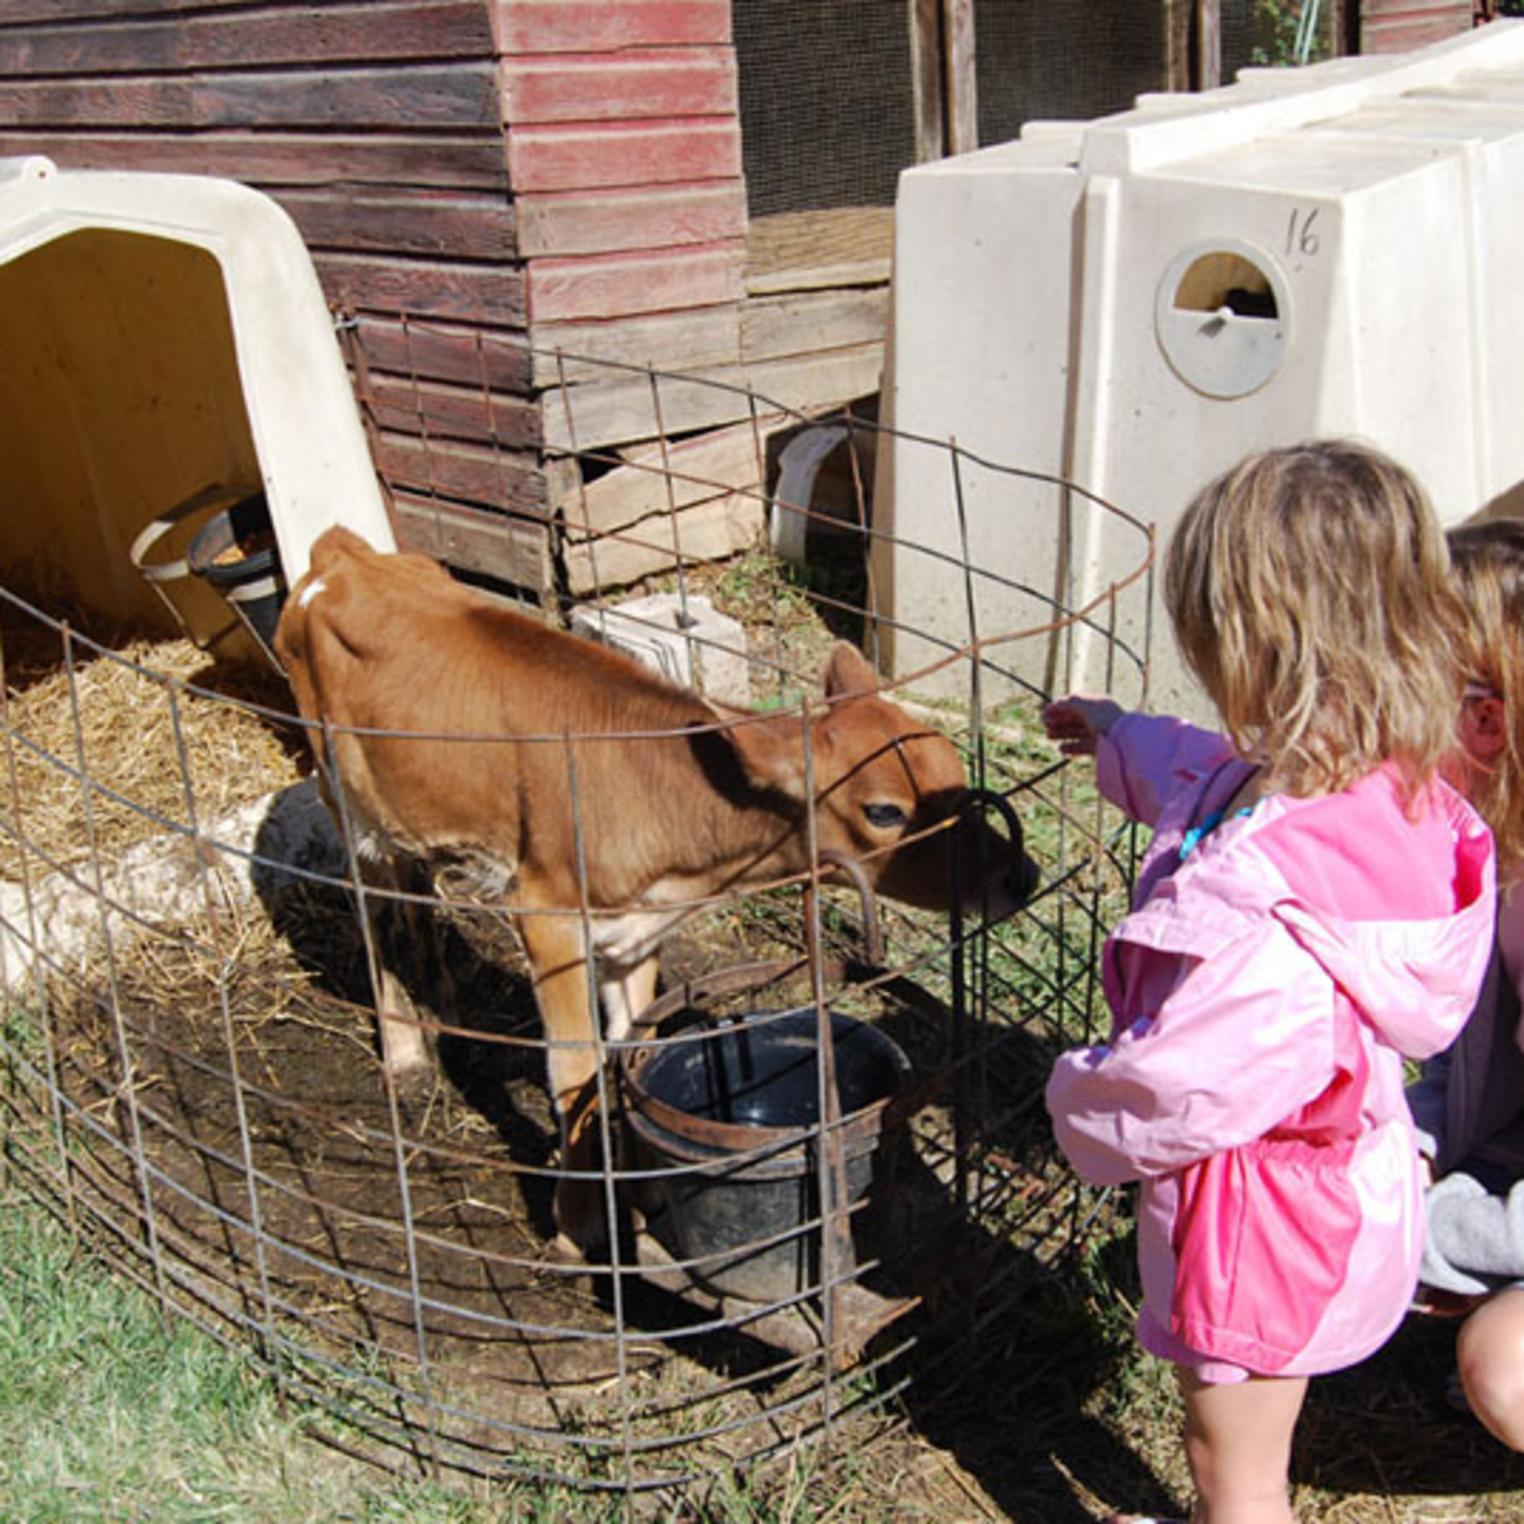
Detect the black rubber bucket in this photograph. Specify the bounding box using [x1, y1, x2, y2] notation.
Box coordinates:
[187, 491, 286, 668]
[621, 1009, 910, 1303]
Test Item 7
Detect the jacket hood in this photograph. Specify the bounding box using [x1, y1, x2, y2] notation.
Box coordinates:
[1192, 772, 1495, 1059]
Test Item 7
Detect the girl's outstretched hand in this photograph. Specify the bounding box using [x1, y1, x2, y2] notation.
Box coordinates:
[1042, 695, 1124, 757]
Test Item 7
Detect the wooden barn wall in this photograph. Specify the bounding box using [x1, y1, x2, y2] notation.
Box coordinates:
[0, 0, 546, 588]
[497, 3, 747, 399]
[1361, 0, 1475, 51]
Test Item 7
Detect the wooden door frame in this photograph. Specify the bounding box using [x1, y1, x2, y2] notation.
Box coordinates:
[911, 0, 977, 160]
[915, 2, 1356, 161]
[1169, 0, 1355, 94]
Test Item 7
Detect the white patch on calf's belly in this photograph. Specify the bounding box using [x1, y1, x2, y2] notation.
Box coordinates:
[296, 576, 327, 611]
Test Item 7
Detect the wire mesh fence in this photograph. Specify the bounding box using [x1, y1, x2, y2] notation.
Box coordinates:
[0, 346, 1152, 1499]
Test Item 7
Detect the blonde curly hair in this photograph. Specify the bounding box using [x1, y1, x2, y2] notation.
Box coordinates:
[1446, 518, 1524, 874]
[1165, 441, 1467, 802]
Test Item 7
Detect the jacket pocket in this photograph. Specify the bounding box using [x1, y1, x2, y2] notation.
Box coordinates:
[1170, 1136, 1360, 1372]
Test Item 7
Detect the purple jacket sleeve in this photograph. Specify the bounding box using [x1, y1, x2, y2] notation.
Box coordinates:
[1095, 713, 1238, 828]
[1045, 926, 1334, 1185]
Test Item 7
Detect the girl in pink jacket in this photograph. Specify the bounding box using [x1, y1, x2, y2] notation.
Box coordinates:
[1043, 442, 1497, 1524]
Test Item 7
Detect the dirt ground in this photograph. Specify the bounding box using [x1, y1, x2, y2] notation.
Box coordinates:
[5, 583, 1523, 1521]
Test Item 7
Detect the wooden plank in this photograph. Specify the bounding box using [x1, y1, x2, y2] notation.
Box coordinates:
[0, 2, 256, 21]
[742, 288, 890, 364]
[528, 239, 745, 323]
[517, 182, 745, 258]
[1198, 0, 1221, 90]
[910, 0, 945, 162]
[1165, 0, 1192, 93]
[0, 131, 509, 190]
[349, 315, 534, 395]
[507, 119, 742, 193]
[315, 253, 526, 327]
[555, 414, 783, 536]
[745, 208, 894, 296]
[0, 64, 501, 130]
[391, 490, 553, 595]
[275, 187, 516, 260]
[0, 4, 493, 74]
[376, 432, 546, 514]
[530, 304, 740, 386]
[1361, 0, 1474, 52]
[562, 491, 764, 594]
[942, 0, 978, 154]
[490, 1, 732, 54]
[542, 342, 885, 452]
[363, 373, 541, 451]
[502, 48, 737, 123]
[1330, 0, 1352, 58]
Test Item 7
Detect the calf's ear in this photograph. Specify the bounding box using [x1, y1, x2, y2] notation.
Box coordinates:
[716, 711, 809, 804]
[823, 642, 879, 699]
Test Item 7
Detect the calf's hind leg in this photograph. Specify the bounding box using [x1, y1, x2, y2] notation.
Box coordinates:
[356, 853, 441, 1090]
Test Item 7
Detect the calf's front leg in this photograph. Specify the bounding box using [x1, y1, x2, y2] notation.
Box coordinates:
[515, 908, 613, 1256]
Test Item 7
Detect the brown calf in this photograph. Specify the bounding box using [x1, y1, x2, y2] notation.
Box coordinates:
[274, 528, 1035, 1249]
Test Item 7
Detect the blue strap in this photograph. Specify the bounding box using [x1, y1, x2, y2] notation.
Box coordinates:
[1179, 805, 1253, 860]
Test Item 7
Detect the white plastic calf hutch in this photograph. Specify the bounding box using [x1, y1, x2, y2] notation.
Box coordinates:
[877, 22, 1524, 714]
[0, 156, 391, 652]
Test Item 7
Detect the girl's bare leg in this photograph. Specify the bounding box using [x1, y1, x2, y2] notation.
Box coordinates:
[1457, 1288, 1524, 1449]
[1177, 1367, 1307, 1524]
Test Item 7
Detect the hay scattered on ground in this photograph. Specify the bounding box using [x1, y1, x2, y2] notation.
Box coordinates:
[0, 630, 304, 880]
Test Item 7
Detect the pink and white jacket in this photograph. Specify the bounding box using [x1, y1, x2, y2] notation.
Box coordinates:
[1046, 713, 1496, 1378]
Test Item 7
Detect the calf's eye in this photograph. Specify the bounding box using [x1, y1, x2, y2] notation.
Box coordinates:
[863, 802, 909, 830]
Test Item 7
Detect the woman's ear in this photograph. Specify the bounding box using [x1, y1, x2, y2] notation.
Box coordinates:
[1460, 694, 1508, 762]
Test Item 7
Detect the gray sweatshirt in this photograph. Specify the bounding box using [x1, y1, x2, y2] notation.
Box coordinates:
[1411, 894, 1524, 1294]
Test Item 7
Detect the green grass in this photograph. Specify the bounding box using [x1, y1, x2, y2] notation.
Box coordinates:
[0, 1184, 618, 1524]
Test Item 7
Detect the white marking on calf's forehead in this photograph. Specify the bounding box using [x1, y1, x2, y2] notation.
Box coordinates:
[296, 576, 328, 611]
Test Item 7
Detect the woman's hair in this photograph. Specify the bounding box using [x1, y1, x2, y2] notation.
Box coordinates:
[1165, 440, 1466, 800]
[1447, 518, 1524, 871]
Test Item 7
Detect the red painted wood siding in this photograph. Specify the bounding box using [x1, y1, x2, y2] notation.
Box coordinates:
[501, 48, 737, 121]
[499, 6, 747, 330]
[530, 240, 744, 322]
[509, 119, 742, 193]
[490, 0, 731, 53]
[0, 0, 546, 578]
[517, 182, 746, 258]
[1362, 0, 1475, 52]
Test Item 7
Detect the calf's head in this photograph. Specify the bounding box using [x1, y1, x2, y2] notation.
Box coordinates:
[720, 644, 1037, 920]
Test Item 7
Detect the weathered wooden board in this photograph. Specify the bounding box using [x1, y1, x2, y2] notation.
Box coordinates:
[555, 414, 782, 537]
[562, 490, 763, 594]
[502, 48, 736, 123]
[276, 188, 515, 260]
[0, 64, 500, 130]
[490, 0, 732, 54]
[508, 119, 741, 193]
[517, 182, 745, 259]
[943, 0, 978, 155]
[390, 490, 553, 596]
[348, 315, 534, 396]
[543, 343, 886, 452]
[315, 253, 526, 328]
[910, 0, 945, 164]
[363, 373, 541, 451]
[0, 4, 493, 73]
[530, 304, 741, 387]
[375, 432, 546, 515]
[528, 239, 745, 323]
[0, 131, 509, 189]
[745, 208, 895, 296]
[742, 288, 890, 364]
[1, 2, 258, 21]
[1362, 0, 1474, 52]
